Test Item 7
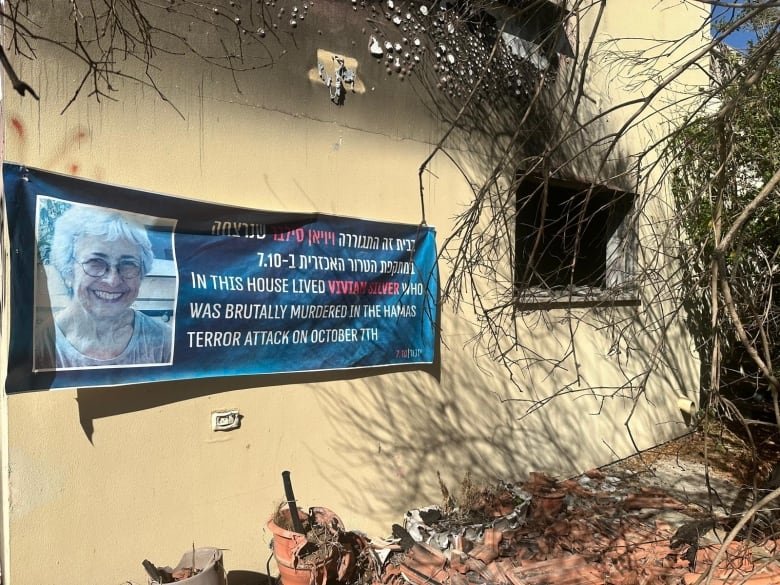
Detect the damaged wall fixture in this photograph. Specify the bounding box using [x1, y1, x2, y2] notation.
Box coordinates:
[318, 54, 358, 105]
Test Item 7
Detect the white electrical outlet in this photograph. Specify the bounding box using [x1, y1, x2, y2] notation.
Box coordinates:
[211, 409, 241, 431]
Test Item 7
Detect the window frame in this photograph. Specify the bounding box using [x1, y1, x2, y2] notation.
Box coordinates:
[513, 175, 640, 309]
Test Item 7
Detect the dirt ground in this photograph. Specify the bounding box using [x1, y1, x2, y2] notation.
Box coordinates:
[602, 423, 780, 514]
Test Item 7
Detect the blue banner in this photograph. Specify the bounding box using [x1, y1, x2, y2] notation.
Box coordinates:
[4, 164, 438, 391]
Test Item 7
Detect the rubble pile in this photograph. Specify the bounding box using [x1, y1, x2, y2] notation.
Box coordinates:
[372, 470, 780, 585]
[270, 468, 780, 585]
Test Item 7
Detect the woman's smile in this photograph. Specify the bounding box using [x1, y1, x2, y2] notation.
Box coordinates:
[90, 288, 131, 302]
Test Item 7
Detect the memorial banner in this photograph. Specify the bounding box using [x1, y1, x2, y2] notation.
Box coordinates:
[3, 163, 438, 391]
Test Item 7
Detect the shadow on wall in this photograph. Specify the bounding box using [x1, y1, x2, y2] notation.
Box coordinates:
[308, 301, 695, 524]
[310, 373, 584, 522]
[75, 358, 440, 444]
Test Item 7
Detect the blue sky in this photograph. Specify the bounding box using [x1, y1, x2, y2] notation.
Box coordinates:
[712, 2, 758, 50]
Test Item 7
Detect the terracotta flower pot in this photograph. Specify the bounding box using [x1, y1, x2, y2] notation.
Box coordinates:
[267, 507, 342, 585]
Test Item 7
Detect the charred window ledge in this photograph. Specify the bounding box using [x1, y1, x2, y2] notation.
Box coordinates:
[514, 288, 641, 311]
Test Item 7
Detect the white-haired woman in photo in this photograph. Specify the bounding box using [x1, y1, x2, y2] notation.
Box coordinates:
[35, 205, 173, 369]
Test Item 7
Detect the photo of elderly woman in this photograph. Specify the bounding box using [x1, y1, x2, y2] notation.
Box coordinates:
[33, 199, 177, 371]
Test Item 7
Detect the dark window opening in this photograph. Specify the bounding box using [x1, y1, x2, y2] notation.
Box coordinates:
[515, 178, 635, 293]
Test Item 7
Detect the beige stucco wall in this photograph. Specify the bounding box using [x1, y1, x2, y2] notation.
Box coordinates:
[0, 1, 707, 583]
